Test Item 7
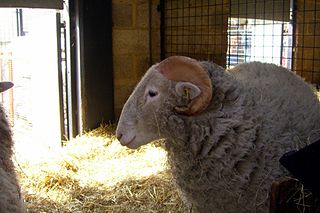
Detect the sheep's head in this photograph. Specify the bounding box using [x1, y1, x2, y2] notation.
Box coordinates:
[116, 56, 212, 149]
[0, 81, 13, 93]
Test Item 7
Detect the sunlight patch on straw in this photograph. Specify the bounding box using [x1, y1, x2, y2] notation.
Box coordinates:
[15, 124, 187, 212]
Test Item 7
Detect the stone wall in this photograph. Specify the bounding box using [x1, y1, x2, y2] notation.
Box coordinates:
[112, 0, 160, 116]
[294, 0, 320, 84]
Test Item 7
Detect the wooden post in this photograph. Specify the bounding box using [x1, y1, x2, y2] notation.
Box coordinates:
[8, 52, 14, 124]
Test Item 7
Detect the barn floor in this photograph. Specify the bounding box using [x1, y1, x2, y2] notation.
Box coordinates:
[14, 124, 187, 212]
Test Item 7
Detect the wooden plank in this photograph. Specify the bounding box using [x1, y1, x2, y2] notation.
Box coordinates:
[0, 0, 63, 9]
[8, 52, 14, 124]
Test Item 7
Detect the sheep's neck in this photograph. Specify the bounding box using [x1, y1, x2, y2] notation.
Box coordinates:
[163, 93, 260, 184]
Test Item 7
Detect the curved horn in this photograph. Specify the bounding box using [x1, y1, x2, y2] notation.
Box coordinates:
[157, 56, 212, 115]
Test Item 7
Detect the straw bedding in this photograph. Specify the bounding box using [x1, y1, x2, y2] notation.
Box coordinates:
[15, 124, 188, 212]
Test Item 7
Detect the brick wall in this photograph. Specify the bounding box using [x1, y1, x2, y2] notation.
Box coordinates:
[112, 0, 160, 117]
[294, 0, 320, 84]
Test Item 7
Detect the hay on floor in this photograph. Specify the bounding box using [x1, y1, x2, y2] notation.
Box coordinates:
[15, 124, 188, 212]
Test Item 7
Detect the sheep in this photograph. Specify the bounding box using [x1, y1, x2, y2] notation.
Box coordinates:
[116, 56, 320, 213]
[0, 81, 25, 213]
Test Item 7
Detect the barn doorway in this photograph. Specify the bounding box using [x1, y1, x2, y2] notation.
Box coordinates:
[0, 7, 71, 160]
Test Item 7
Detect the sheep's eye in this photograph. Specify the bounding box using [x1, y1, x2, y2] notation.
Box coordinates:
[148, 90, 158, 98]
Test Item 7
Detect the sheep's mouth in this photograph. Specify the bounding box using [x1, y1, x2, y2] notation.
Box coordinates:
[121, 136, 137, 148]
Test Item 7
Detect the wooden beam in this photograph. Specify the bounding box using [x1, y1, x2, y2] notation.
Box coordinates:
[0, 0, 63, 9]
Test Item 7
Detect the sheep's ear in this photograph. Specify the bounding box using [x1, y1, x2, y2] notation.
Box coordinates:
[175, 82, 201, 100]
[0, 82, 14, 93]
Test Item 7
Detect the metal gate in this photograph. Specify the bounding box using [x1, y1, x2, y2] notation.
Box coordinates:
[160, 0, 320, 84]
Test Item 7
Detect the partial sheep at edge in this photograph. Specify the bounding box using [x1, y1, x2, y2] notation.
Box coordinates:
[0, 82, 25, 213]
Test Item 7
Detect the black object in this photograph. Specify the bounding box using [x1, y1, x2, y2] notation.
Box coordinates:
[280, 139, 320, 199]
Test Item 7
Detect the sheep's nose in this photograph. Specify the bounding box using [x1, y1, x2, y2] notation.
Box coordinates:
[116, 133, 123, 141]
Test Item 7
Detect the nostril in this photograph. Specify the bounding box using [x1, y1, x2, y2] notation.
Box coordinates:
[117, 133, 123, 141]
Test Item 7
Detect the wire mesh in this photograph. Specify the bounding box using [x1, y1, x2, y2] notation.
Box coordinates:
[161, 0, 320, 85]
[293, 0, 320, 84]
[161, 0, 229, 67]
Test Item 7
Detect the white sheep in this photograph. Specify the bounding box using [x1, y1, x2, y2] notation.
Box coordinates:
[0, 81, 25, 213]
[116, 56, 320, 212]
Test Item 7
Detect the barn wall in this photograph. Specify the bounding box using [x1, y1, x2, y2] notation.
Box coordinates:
[294, 0, 320, 84]
[112, 0, 161, 117]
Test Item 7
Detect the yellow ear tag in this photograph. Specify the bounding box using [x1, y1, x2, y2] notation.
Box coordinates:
[183, 87, 190, 101]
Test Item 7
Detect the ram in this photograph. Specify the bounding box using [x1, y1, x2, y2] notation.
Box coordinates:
[0, 82, 25, 213]
[116, 56, 320, 212]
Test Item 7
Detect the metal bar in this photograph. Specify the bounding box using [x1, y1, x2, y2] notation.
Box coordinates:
[62, 21, 71, 141]
[301, 0, 306, 77]
[16, 9, 25, 36]
[68, 0, 80, 137]
[272, 0, 275, 64]
[19, 9, 25, 36]
[253, 0, 257, 62]
[236, 0, 240, 65]
[56, 12, 67, 143]
[290, 0, 296, 71]
[75, 0, 83, 133]
[262, 0, 266, 62]
[280, 23, 284, 66]
[160, 0, 166, 60]
[16, 9, 20, 36]
[208, 0, 211, 62]
[188, 0, 190, 55]
[227, 0, 231, 67]
[245, 0, 249, 63]
[312, 0, 317, 83]
[182, 0, 185, 57]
